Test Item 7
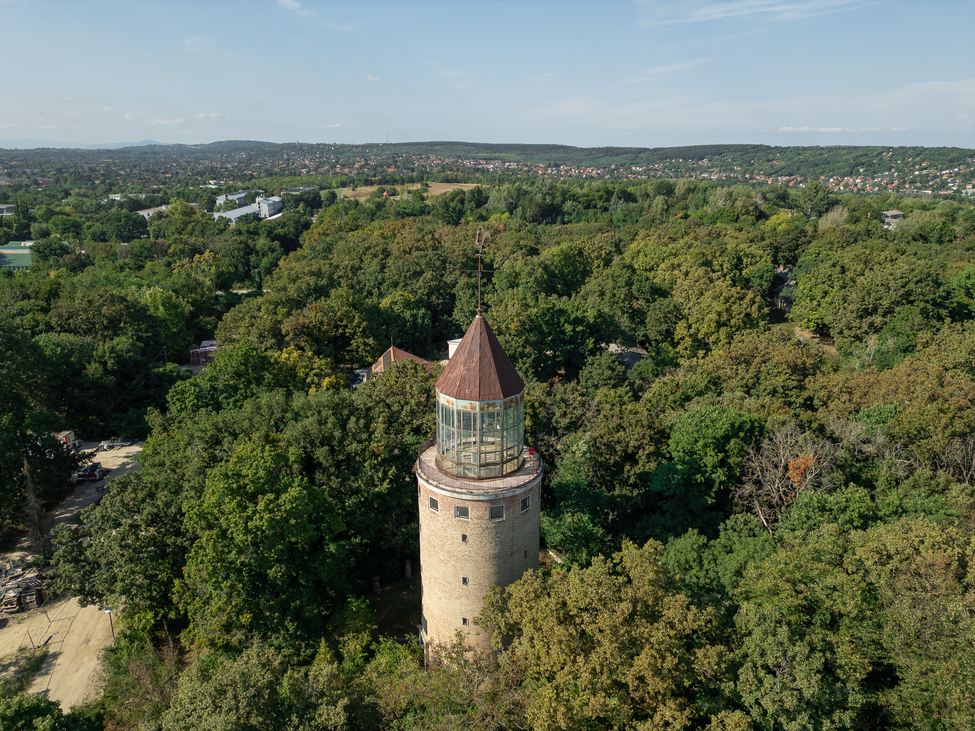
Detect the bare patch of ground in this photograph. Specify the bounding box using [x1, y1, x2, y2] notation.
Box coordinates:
[0, 597, 115, 710]
[341, 182, 483, 201]
[793, 324, 839, 357]
[425, 182, 484, 197]
[0, 442, 143, 709]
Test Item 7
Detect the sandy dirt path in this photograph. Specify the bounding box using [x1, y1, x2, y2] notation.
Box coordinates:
[0, 441, 142, 710]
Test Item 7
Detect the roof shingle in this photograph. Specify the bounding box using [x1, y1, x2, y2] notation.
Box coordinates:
[436, 316, 524, 401]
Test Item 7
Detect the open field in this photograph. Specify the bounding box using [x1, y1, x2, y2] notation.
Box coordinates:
[341, 181, 483, 201]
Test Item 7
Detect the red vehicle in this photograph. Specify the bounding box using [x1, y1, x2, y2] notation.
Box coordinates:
[73, 463, 100, 481]
[86, 467, 110, 481]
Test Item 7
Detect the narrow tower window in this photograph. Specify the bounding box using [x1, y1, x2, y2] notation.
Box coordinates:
[461, 533, 468, 543]
[455, 505, 470, 519]
[462, 577, 469, 585]
[489, 505, 504, 521]
[429, 496, 439, 512]
[520, 495, 531, 512]
[462, 617, 469, 626]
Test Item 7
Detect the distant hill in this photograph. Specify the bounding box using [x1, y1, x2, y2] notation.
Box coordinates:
[377, 141, 974, 176]
[1, 140, 971, 193]
[0, 139, 166, 150]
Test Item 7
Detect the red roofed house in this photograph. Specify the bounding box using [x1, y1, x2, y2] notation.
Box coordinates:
[368, 346, 433, 380]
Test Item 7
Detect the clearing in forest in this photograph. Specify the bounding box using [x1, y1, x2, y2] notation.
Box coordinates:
[342, 182, 483, 200]
[0, 442, 144, 710]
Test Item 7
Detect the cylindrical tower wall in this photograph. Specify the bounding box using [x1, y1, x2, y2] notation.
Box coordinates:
[418, 453, 541, 649]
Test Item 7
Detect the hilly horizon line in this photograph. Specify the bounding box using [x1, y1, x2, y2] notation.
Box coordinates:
[2, 139, 974, 154]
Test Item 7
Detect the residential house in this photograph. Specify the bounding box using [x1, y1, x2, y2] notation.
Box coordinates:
[367, 346, 433, 381]
[136, 204, 172, 220]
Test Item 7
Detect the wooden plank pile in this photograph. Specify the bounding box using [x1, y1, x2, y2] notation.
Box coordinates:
[0, 567, 46, 615]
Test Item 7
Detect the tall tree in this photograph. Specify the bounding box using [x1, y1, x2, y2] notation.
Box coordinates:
[481, 541, 734, 731]
[179, 438, 349, 649]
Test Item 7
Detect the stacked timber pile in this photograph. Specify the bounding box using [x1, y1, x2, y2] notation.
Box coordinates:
[0, 567, 47, 615]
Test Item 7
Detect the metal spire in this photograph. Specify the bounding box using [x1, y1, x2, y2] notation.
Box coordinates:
[475, 227, 490, 315]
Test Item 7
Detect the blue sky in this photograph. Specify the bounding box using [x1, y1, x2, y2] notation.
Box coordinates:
[2, 0, 973, 149]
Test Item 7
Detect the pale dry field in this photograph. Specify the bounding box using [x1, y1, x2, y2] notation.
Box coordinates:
[341, 181, 484, 200]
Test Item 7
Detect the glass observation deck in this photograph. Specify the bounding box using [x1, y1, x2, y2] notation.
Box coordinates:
[435, 390, 524, 479]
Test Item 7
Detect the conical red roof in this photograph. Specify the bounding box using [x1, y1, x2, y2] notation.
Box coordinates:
[437, 315, 524, 401]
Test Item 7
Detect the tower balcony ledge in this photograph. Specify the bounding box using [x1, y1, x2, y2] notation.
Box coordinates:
[415, 445, 543, 500]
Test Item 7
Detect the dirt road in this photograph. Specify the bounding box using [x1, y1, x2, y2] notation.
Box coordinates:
[0, 441, 143, 710]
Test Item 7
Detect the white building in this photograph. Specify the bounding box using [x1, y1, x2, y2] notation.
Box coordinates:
[257, 196, 283, 218]
[136, 204, 171, 220]
[215, 189, 265, 207]
[213, 205, 260, 224]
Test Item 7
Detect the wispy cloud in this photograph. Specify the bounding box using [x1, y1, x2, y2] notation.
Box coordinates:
[278, 0, 316, 17]
[0, 117, 69, 131]
[946, 114, 973, 133]
[521, 77, 973, 141]
[184, 36, 214, 53]
[151, 112, 229, 126]
[617, 58, 711, 85]
[636, 0, 878, 26]
[124, 112, 136, 120]
[778, 125, 882, 132]
[102, 106, 113, 112]
[324, 123, 341, 129]
[367, 75, 379, 83]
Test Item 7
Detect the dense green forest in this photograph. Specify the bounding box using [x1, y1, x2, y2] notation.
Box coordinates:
[2, 158, 975, 730]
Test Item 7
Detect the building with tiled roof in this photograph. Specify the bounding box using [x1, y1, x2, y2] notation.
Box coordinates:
[367, 346, 433, 379]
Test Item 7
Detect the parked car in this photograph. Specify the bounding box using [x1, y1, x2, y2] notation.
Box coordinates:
[86, 467, 110, 481]
[74, 463, 100, 480]
[98, 438, 134, 451]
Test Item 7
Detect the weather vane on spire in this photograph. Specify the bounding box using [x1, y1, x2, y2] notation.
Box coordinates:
[475, 227, 491, 315]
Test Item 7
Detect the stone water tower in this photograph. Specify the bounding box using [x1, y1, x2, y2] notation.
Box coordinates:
[416, 314, 543, 649]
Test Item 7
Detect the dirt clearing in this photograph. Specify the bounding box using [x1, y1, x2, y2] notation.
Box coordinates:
[0, 441, 143, 710]
[341, 182, 484, 201]
[0, 597, 115, 709]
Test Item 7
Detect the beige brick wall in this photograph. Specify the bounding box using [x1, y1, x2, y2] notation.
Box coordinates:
[418, 458, 541, 650]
